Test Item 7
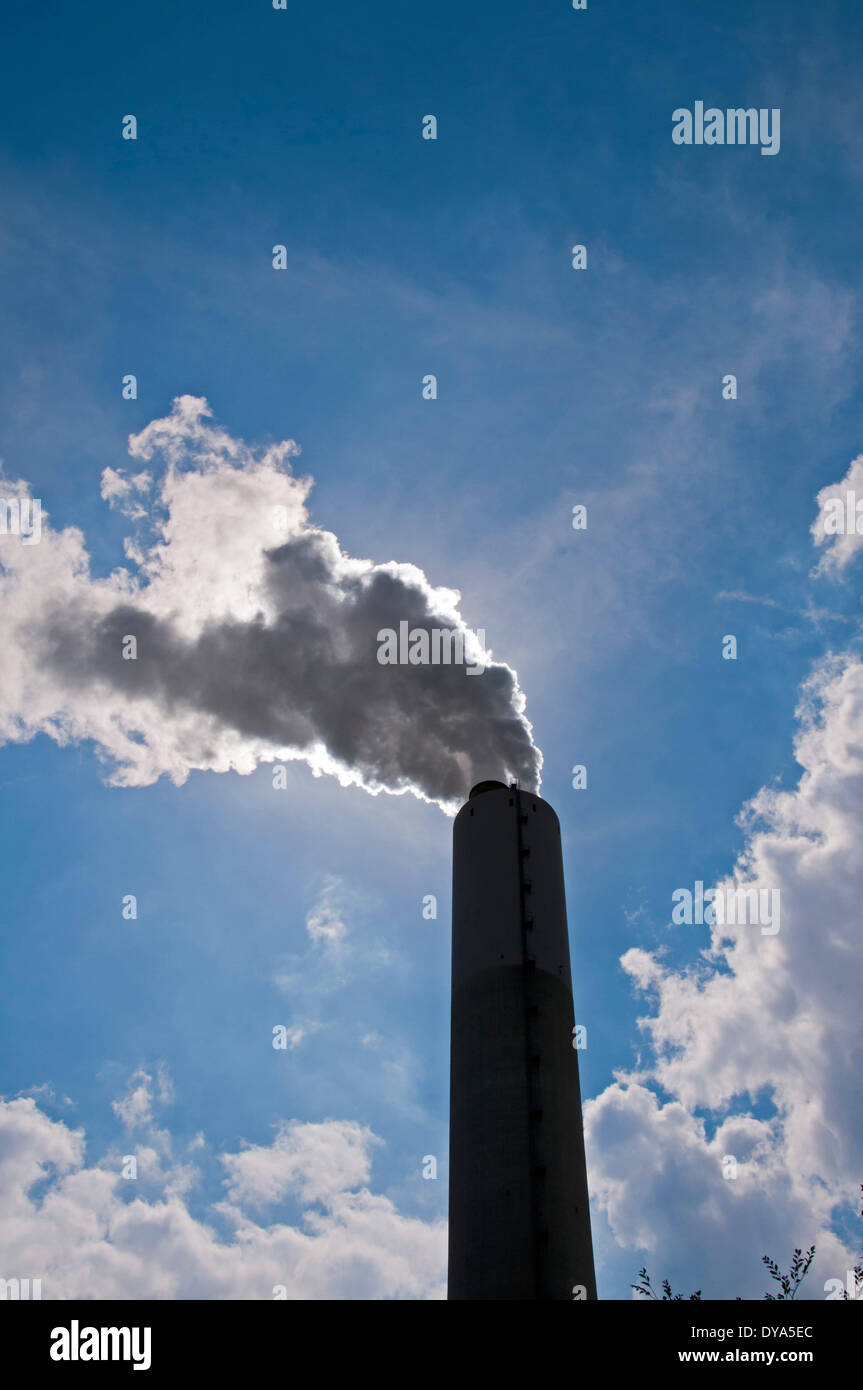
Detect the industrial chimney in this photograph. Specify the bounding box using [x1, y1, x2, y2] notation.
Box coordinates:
[447, 780, 597, 1300]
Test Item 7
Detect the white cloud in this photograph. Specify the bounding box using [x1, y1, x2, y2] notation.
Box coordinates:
[273, 877, 398, 1007]
[811, 453, 863, 575]
[305, 878, 349, 946]
[0, 1092, 446, 1300]
[111, 1065, 174, 1131]
[587, 653, 863, 1297]
[221, 1119, 378, 1208]
[100, 467, 152, 520]
[283, 1023, 319, 1050]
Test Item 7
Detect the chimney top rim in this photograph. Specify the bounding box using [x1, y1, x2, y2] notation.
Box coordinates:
[468, 780, 508, 800]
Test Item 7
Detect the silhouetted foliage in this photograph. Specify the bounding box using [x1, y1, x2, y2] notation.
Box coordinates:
[632, 1268, 702, 1300]
[762, 1246, 815, 1301]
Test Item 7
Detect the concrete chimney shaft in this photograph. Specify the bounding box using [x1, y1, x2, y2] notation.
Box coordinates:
[447, 782, 597, 1300]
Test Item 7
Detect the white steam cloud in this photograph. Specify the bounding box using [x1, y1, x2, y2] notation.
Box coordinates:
[0, 396, 540, 810]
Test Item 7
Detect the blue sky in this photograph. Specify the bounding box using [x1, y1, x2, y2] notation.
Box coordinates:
[1, 0, 862, 1299]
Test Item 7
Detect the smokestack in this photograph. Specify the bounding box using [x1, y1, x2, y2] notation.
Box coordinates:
[447, 781, 597, 1300]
